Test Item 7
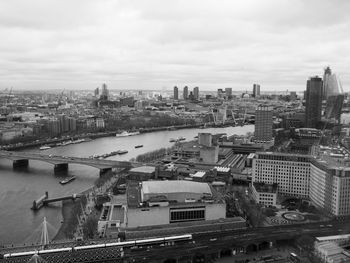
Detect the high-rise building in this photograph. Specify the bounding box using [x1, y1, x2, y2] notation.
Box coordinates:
[323, 66, 343, 99]
[193, 86, 199, 100]
[94, 87, 99, 97]
[225, 88, 232, 98]
[305, 76, 323, 128]
[101, 83, 109, 100]
[253, 84, 260, 98]
[183, 86, 188, 100]
[173, 86, 178, 100]
[255, 105, 273, 143]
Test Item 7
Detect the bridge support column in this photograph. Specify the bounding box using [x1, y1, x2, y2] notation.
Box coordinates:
[13, 159, 29, 168]
[54, 163, 68, 173]
[99, 167, 112, 176]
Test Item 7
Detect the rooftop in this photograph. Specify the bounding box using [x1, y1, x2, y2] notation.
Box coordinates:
[129, 166, 155, 174]
[141, 180, 212, 196]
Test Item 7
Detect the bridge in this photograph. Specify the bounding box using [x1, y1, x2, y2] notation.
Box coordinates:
[0, 151, 141, 175]
[1, 220, 348, 263]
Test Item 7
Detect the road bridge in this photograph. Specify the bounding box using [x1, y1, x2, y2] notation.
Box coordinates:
[0, 151, 142, 175]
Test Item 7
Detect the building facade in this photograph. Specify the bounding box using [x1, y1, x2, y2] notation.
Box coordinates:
[173, 86, 178, 100]
[253, 84, 260, 98]
[254, 105, 273, 143]
[253, 152, 350, 216]
[305, 76, 323, 128]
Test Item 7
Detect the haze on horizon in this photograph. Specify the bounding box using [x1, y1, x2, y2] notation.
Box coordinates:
[0, 0, 349, 92]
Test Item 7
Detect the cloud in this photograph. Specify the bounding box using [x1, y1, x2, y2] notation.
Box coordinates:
[0, 0, 349, 91]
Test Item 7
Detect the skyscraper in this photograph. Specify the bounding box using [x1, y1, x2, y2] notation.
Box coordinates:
[253, 84, 260, 98]
[101, 83, 109, 100]
[183, 86, 188, 100]
[305, 76, 323, 128]
[193, 86, 199, 100]
[255, 105, 273, 143]
[173, 86, 178, 100]
[323, 66, 343, 99]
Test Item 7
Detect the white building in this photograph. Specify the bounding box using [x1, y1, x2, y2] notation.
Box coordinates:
[251, 182, 278, 206]
[125, 180, 226, 228]
[253, 152, 350, 216]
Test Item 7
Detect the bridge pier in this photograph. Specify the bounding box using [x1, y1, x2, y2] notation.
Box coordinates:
[54, 163, 68, 173]
[13, 159, 29, 168]
[99, 167, 112, 176]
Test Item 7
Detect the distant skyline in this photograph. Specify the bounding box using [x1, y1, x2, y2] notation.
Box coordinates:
[0, 0, 350, 91]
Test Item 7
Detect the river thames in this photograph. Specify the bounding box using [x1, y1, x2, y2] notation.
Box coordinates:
[0, 125, 253, 245]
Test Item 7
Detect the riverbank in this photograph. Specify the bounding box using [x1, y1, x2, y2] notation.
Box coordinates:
[1, 121, 238, 151]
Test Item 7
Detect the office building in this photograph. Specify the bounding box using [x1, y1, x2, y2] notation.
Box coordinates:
[253, 84, 260, 98]
[94, 87, 99, 97]
[183, 86, 188, 100]
[101, 83, 109, 100]
[173, 86, 178, 100]
[225, 88, 232, 99]
[323, 66, 343, 99]
[193, 86, 199, 100]
[254, 105, 273, 143]
[253, 152, 350, 216]
[305, 76, 323, 128]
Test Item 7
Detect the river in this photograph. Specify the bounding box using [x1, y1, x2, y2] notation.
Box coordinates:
[0, 125, 253, 245]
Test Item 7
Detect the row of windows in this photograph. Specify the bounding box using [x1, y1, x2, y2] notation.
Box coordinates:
[170, 209, 205, 223]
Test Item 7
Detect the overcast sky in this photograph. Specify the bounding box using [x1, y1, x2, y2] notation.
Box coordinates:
[0, 0, 349, 92]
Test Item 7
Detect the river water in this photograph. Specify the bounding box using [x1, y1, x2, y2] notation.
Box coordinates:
[0, 125, 253, 245]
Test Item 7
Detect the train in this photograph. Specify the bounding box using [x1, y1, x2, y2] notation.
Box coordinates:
[1, 234, 193, 259]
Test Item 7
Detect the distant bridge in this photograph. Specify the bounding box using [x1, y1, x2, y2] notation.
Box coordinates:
[0, 151, 142, 175]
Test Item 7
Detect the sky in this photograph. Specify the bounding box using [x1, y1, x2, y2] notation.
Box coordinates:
[0, 0, 350, 92]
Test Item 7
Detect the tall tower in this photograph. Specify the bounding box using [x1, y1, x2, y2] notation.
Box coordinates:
[101, 83, 109, 100]
[305, 76, 323, 128]
[183, 86, 188, 100]
[253, 84, 260, 98]
[173, 86, 178, 100]
[255, 105, 273, 143]
[193, 86, 199, 100]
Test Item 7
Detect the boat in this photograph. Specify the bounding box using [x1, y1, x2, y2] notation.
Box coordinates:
[39, 145, 51, 150]
[116, 131, 140, 137]
[135, 145, 143, 148]
[117, 150, 128, 154]
[169, 138, 176, 142]
[178, 136, 186, 141]
[60, 176, 76, 185]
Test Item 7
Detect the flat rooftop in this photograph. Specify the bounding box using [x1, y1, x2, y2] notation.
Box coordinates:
[141, 180, 212, 196]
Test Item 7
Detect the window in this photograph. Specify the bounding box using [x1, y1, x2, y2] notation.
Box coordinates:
[170, 208, 205, 223]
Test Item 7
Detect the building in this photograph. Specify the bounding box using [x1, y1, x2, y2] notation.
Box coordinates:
[183, 86, 188, 100]
[253, 152, 311, 198]
[217, 89, 224, 98]
[124, 180, 226, 228]
[305, 76, 323, 128]
[193, 86, 199, 100]
[253, 84, 260, 98]
[94, 87, 99, 97]
[128, 166, 156, 181]
[173, 86, 179, 100]
[253, 152, 350, 216]
[323, 66, 343, 99]
[325, 94, 344, 123]
[198, 133, 212, 147]
[251, 182, 278, 206]
[254, 105, 273, 143]
[225, 88, 232, 99]
[101, 83, 109, 100]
